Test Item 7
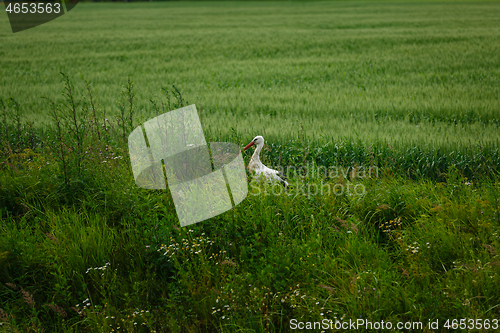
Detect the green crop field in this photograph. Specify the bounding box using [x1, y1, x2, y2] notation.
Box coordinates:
[1, 1, 500, 332]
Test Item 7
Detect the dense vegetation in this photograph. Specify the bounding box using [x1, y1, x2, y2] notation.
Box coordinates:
[1, 1, 499, 332]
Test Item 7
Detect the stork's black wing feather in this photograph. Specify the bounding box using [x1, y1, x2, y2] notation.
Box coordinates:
[277, 171, 288, 181]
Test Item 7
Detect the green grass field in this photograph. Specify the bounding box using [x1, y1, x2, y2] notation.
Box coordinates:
[2, 1, 500, 146]
[1, 1, 500, 332]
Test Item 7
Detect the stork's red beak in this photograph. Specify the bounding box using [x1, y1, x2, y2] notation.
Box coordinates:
[242, 141, 255, 152]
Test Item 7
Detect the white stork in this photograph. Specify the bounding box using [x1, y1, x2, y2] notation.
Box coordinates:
[242, 136, 289, 188]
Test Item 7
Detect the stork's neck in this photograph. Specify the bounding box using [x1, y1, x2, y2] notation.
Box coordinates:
[251, 141, 264, 164]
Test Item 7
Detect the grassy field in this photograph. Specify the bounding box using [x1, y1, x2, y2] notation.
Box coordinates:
[1, 1, 500, 145]
[1, 1, 500, 332]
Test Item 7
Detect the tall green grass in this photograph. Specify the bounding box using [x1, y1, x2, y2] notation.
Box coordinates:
[1, 144, 500, 331]
[0, 73, 499, 332]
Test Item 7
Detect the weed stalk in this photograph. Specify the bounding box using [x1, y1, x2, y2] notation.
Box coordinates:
[0, 98, 7, 143]
[9, 98, 21, 141]
[85, 79, 101, 141]
[61, 72, 85, 177]
[44, 97, 68, 185]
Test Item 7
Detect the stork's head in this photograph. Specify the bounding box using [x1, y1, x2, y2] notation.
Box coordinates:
[242, 135, 264, 151]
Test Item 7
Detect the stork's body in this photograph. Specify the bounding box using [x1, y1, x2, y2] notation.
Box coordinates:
[242, 136, 289, 188]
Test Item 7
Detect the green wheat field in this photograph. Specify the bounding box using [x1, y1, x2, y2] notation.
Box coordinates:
[1, 1, 500, 332]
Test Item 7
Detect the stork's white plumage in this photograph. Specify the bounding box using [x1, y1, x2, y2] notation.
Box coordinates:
[242, 136, 289, 188]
